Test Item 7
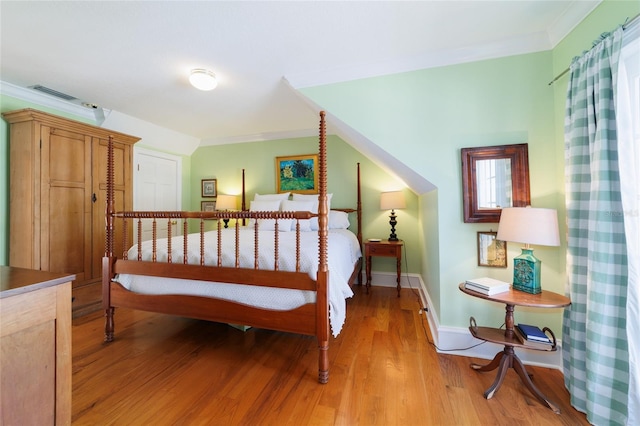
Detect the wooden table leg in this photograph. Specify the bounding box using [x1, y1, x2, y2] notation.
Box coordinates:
[365, 255, 371, 294]
[395, 255, 401, 297]
[484, 350, 511, 399]
[471, 345, 561, 414]
[512, 352, 561, 413]
[470, 350, 505, 372]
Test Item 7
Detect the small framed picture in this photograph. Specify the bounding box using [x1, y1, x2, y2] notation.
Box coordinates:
[201, 201, 216, 212]
[275, 154, 319, 194]
[201, 179, 217, 197]
[477, 231, 507, 268]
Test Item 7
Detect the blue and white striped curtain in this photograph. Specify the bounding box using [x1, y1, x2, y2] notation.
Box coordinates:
[563, 26, 632, 425]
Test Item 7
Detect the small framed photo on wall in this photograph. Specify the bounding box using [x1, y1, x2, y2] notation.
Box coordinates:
[201, 179, 217, 197]
[201, 201, 216, 212]
[477, 231, 507, 268]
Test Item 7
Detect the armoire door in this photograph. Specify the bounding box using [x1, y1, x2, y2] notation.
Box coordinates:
[39, 126, 92, 283]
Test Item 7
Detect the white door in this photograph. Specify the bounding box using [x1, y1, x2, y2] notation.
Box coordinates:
[133, 148, 182, 242]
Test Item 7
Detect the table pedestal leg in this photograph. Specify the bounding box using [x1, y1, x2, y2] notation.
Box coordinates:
[471, 346, 561, 414]
[512, 352, 561, 413]
[470, 350, 504, 372]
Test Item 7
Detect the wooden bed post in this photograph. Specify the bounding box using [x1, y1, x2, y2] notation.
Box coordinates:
[356, 162, 363, 285]
[242, 168, 246, 226]
[103, 136, 115, 342]
[317, 111, 330, 384]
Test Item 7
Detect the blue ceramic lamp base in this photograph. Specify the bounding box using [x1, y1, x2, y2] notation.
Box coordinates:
[512, 248, 542, 294]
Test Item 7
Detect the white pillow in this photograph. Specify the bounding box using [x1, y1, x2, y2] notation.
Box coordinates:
[253, 192, 290, 201]
[249, 200, 281, 231]
[291, 193, 333, 230]
[329, 210, 350, 229]
[281, 199, 315, 232]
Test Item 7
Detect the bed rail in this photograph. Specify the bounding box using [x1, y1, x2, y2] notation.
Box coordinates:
[113, 210, 315, 272]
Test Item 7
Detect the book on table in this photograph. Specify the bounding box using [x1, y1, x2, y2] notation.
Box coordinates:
[513, 326, 554, 349]
[516, 323, 552, 343]
[464, 277, 510, 295]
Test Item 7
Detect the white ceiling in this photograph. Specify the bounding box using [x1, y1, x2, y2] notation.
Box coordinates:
[1, 1, 599, 145]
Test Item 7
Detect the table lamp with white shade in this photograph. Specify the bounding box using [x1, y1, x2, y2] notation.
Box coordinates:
[215, 194, 237, 228]
[496, 207, 560, 294]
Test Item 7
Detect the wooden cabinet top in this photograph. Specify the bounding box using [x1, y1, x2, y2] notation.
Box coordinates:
[2, 108, 140, 145]
[0, 266, 76, 299]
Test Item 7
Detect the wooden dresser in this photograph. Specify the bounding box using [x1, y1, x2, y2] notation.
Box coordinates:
[2, 109, 139, 317]
[0, 266, 75, 425]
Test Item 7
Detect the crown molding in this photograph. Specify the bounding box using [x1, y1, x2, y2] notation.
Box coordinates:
[546, 1, 602, 47]
[199, 128, 319, 146]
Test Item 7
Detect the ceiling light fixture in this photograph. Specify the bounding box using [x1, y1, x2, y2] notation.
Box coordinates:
[189, 68, 217, 91]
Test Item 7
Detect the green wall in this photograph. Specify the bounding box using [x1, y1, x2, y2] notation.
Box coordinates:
[301, 51, 559, 329]
[299, 0, 639, 332]
[190, 134, 422, 275]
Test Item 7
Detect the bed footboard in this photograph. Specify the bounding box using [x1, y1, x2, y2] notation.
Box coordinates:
[102, 111, 350, 384]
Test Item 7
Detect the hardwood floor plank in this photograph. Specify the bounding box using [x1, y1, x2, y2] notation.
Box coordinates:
[71, 286, 589, 425]
[307, 404, 335, 425]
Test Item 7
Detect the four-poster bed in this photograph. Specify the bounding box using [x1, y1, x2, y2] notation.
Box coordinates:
[102, 111, 363, 383]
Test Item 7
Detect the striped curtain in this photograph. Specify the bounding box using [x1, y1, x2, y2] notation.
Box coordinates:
[563, 27, 630, 425]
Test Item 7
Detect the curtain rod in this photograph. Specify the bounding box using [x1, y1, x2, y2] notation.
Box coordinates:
[548, 12, 640, 86]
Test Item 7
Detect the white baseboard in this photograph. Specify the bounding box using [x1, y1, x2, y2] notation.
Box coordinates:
[369, 271, 563, 371]
[368, 271, 419, 289]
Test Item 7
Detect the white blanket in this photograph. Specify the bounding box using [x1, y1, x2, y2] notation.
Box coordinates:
[115, 228, 360, 337]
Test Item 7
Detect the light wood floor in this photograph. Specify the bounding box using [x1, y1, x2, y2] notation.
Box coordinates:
[71, 285, 589, 425]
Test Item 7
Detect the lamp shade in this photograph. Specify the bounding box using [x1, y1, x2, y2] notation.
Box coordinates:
[497, 207, 560, 246]
[380, 191, 406, 210]
[215, 194, 237, 211]
[189, 68, 218, 91]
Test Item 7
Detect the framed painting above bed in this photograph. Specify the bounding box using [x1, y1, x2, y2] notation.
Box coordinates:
[275, 154, 318, 194]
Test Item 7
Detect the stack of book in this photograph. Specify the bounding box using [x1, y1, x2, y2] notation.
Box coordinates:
[464, 277, 510, 296]
[514, 323, 553, 349]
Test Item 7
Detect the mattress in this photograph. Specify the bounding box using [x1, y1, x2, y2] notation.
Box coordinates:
[115, 228, 361, 336]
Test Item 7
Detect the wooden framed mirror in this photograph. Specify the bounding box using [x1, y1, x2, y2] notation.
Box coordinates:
[461, 143, 530, 223]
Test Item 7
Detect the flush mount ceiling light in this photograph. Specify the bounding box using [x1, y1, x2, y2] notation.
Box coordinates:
[189, 68, 217, 91]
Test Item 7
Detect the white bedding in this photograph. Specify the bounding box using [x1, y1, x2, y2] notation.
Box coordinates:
[115, 228, 361, 337]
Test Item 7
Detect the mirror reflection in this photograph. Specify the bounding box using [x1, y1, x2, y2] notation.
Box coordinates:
[461, 143, 530, 223]
[475, 159, 513, 209]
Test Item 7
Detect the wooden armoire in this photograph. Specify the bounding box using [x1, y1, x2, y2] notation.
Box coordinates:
[3, 108, 140, 317]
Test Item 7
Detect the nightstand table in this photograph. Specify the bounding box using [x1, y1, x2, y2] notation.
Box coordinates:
[459, 283, 570, 413]
[365, 240, 403, 296]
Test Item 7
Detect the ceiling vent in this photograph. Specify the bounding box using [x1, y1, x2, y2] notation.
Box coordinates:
[29, 84, 78, 101]
[17, 83, 108, 124]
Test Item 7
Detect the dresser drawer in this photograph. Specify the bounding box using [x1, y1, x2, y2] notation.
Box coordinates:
[366, 243, 399, 257]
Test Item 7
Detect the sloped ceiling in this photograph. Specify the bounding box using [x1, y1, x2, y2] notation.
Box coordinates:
[1, 1, 599, 147]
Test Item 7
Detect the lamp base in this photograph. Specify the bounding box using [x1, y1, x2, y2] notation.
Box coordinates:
[388, 209, 399, 241]
[512, 248, 542, 294]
